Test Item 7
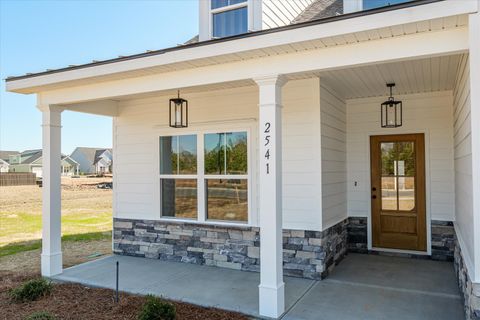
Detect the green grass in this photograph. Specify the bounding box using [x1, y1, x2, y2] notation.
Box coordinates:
[0, 231, 112, 258]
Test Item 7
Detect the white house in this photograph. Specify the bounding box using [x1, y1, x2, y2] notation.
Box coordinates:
[70, 147, 112, 174]
[8, 150, 79, 177]
[5, 0, 480, 318]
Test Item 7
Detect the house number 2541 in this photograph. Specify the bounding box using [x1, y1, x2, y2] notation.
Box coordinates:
[264, 122, 271, 174]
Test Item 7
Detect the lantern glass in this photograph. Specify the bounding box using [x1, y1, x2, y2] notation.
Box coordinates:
[169, 95, 188, 128]
[381, 84, 402, 128]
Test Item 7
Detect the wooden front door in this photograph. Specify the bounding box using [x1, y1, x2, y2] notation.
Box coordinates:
[370, 134, 426, 251]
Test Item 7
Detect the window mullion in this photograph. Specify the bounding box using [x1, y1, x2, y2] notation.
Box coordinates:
[198, 134, 206, 223]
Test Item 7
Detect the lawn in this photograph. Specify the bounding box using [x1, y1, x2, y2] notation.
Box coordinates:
[0, 178, 113, 258]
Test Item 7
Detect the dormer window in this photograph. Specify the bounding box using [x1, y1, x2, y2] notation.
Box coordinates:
[211, 0, 248, 38]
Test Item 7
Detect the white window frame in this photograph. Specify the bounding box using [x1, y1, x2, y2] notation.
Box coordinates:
[210, 0, 248, 39]
[154, 122, 256, 227]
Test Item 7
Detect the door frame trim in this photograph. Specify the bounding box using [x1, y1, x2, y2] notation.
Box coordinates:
[364, 130, 431, 255]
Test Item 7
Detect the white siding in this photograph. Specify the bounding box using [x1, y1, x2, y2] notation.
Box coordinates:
[262, 0, 315, 29]
[453, 54, 474, 275]
[346, 91, 455, 223]
[320, 81, 347, 230]
[114, 78, 323, 230]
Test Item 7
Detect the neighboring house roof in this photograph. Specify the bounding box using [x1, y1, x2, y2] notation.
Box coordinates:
[71, 147, 112, 166]
[292, 0, 343, 24]
[10, 149, 79, 165]
[4, 0, 441, 83]
[0, 159, 9, 166]
[0, 150, 19, 162]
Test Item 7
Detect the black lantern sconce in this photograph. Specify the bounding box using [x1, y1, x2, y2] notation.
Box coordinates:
[169, 90, 188, 128]
[381, 83, 402, 128]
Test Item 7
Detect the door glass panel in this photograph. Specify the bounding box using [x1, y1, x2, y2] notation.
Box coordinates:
[381, 176, 397, 210]
[381, 143, 395, 176]
[380, 140, 416, 212]
[399, 177, 415, 211]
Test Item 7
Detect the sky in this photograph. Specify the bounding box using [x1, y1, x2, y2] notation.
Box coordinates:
[0, 0, 198, 154]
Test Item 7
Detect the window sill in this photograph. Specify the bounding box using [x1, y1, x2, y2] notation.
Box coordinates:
[158, 216, 254, 228]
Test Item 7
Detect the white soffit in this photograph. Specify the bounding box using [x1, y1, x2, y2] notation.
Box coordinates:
[319, 54, 462, 99]
[5, 0, 475, 94]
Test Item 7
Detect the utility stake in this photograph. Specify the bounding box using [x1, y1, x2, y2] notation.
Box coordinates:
[115, 261, 119, 303]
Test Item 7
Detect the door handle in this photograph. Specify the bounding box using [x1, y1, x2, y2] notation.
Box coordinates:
[372, 195, 377, 199]
[372, 187, 377, 191]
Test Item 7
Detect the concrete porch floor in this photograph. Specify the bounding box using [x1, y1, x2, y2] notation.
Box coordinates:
[52, 253, 464, 319]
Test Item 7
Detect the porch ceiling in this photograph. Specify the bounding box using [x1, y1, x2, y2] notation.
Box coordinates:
[319, 54, 462, 99]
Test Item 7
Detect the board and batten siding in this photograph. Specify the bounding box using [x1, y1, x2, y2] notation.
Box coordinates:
[262, 0, 315, 29]
[453, 54, 474, 274]
[320, 82, 347, 230]
[113, 78, 323, 231]
[346, 91, 455, 223]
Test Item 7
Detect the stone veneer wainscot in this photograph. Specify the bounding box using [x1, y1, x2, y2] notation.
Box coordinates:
[113, 218, 347, 280]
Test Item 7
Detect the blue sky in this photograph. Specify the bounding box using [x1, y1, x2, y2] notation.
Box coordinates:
[0, 0, 198, 154]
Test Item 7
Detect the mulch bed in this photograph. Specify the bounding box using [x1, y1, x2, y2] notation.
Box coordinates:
[0, 272, 249, 320]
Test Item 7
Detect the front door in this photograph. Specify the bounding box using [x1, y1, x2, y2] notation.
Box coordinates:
[370, 134, 426, 251]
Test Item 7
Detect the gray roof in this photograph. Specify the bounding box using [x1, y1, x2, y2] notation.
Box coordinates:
[0, 150, 19, 162]
[72, 147, 112, 165]
[292, 0, 343, 24]
[5, 0, 434, 82]
[9, 149, 77, 165]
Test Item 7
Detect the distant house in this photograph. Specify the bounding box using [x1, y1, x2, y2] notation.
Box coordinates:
[70, 147, 112, 175]
[0, 151, 19, 173]
[8, 149, 79, 177]
[0, 159, 9, 173]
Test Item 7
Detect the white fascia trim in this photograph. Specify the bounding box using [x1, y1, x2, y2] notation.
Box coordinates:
[6, 0, 478, 93]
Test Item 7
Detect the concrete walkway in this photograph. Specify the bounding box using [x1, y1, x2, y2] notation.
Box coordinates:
[53, 253, 464, 320]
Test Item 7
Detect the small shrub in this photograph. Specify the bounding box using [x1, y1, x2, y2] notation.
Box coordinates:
[25, 311, 56, 320]
[9, 278, 53, 302]
[138, 295, 176, 320]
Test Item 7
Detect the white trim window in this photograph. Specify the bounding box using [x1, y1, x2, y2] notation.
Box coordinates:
[159, 129, 250, 224]
[211, 0, 248, 38]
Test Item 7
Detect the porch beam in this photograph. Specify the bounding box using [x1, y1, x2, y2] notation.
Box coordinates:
[469, 10, 480, 284]
[38, 27, 468, 106]
[255, 75, 286, 319]
[40, 105, 63, 276]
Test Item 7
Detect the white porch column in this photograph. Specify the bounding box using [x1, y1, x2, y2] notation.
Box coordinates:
[469, 10, 480, 284]
[255, 75, 286, 318]
[41, 106, 63, 276]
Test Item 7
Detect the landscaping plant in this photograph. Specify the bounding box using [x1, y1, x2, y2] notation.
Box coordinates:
[8, 278, 53, 302]
[138, 295, 176, 320]
[25, 311, 56, 320]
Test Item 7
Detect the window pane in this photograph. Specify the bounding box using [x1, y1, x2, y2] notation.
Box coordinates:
[381, 142, 395, 176]
[160, 136, 177, 174]
[213, 7, 248, 38]
[381, 177, 397, 211]
[397, 142, 415, 176]
[363, 0, 412, 10]
[178, 135, 197, 174]
[399, 177, 415, 211]
[226, 132, 247, 174]
[161, 179, 197, 219]
[160, 135, 196, 174]
[206, 179, 247, 222]
[211, 0, 246, 9]
[205, 133, 225, 174]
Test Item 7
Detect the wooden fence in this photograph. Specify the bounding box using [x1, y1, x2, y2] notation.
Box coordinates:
[0, 172, 37, 186]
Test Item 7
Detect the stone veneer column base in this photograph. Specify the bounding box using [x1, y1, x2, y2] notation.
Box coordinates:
[455, 237, 480, 320]
[113, 218, 347, 280]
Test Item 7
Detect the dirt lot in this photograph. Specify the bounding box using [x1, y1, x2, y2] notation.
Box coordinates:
[0, 177, 112, 246]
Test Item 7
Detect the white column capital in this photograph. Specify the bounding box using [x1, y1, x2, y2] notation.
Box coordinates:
[37, 103, 65, 113]
[253, 74, 287, 88]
